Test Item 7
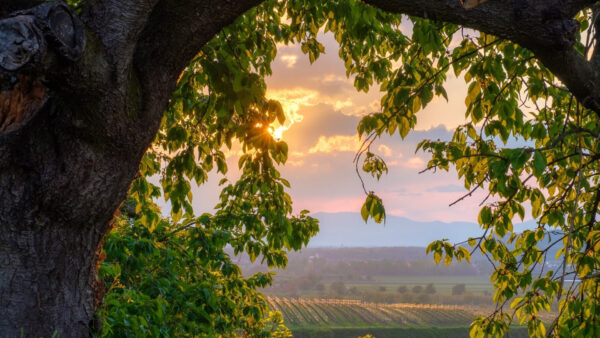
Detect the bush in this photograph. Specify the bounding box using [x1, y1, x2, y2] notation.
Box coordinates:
[330, 281, 346, 295]
[416, 294, 431, 304]
[452, 284, 466, 295]
[396, 286, 407, 294]
[424, 283, 436, 294]
[348, 286, 361, 295]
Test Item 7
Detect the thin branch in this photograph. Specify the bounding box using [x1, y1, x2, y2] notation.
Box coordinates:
[449, 175, 487, 207]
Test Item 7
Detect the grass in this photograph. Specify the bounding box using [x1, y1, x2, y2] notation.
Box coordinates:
[291, 326, 530, 338]
[268, 297, 480, 328]
[268, 297, 545, 337]
[345, 276, 493, 295]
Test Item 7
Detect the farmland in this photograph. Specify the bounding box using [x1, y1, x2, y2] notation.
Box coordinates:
[267, 297, 530, 337]
[267, 297, 479, 327]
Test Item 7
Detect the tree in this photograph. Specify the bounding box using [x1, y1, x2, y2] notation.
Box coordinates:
[1, 0, 600, 337]
[397, 285, 408, 294]
[97, 201, 299, 337]
[412, 285, 423, 294]
[424, 283, 436, 294]
[330, 281, 347, 296]
[452, 284, 467, 296]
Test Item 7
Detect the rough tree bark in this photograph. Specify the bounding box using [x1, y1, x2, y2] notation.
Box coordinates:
[0, 1, 261, 336]
[0, 0, 597, 336]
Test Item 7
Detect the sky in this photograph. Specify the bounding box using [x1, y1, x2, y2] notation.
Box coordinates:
[191, 32, 491, 223]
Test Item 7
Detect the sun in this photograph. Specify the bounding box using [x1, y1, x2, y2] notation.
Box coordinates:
[263, 89, 310, 141]
[268, 125, 286, 140]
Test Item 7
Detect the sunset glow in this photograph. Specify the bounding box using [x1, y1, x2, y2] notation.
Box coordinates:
[194, 33, 479, 223]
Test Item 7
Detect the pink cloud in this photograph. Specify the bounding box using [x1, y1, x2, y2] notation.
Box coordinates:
[294, 196, 365, 214]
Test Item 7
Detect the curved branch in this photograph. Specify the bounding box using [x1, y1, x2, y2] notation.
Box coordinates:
[80, 0, 161, 79]
[362, 0, 600, 114]
[362, 0, 581, 50]
[0, 0, 45, 18]
[133, 0, 263, 119]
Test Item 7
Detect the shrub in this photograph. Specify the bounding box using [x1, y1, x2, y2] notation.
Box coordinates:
[424, 283, 436, 294]
[452, 284, 466, 296]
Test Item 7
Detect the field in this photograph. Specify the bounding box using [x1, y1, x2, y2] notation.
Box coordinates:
[267, 297, 479, 328]
[344, 276, 493, 295]
[267, 297, 531, 337]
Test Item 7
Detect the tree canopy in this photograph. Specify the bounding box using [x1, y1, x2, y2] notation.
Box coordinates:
[95, 1, 600, 336]
[1, 0, 600, 337]
[91, 0, 600, 336]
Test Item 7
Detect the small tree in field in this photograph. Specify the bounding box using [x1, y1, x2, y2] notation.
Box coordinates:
[330, 281, 347, 296]
[452, 284, 467, 296]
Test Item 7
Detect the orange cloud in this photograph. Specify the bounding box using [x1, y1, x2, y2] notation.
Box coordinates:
[266, 88, 312, 139]
[308, 135, 362, 154]
[404, 157, 425, 168]
[294, 196, 365, 214]
[280, 54, 298, 68]
[377, 144, 393, 157]
[320, 74, 351, 83]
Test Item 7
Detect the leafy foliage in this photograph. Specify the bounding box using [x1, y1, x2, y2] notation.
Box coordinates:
[98, 206, 288, 336]
[98, 2, 319, 336]
[95, 0, 600, 337]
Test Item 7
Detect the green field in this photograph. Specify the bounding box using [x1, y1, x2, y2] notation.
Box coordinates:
[344, 276, 493, 295]
[268, 297, 533, 337]
[291, 327, 530, 338]
[268, 297, 479, 328]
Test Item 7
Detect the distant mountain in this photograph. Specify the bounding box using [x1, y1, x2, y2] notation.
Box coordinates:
[308, 212, 536, 248]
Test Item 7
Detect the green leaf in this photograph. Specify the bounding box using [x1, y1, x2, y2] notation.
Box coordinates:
[532, 151, 546, 176]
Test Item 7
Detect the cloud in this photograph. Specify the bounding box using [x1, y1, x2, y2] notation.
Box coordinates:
[404, 157, 425, 168]
[320, 74, 351, 84]
[377, 144, 393, 157]
[308, 135, 362, 154]
[280, 54, 298, 68]
[426, 184, 466, 193]
[386, 155, 426, 169]
[387, 209, 406, 216]
[332, 99, 353, 111]
[294, 196, 365, 214]
[369, 99, 381, 112]
[266, 88, 313, 139]
[287, 159, 305, 167]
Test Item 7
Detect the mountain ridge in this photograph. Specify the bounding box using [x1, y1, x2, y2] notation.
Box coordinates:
[307, 212, 536, 248]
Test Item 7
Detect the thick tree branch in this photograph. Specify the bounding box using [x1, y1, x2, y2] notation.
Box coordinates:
[80, 0, 160, 81]
[362, 0, 600, 113]
[363, 0, 581, 50]
[590, 4, 600, 68]
[133, 0, 263, 120]
[535, 48, 600, 112]
[563, 0, 599, 17]
[0, 0, 44, 18]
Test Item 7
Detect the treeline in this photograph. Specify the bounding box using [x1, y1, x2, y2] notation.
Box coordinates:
[243, 256, 486, 279]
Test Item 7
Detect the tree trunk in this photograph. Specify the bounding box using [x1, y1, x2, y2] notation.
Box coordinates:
[0, 95, 146, 336]
[0, 222, 102, 337]
[0, 1, 263, 336]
